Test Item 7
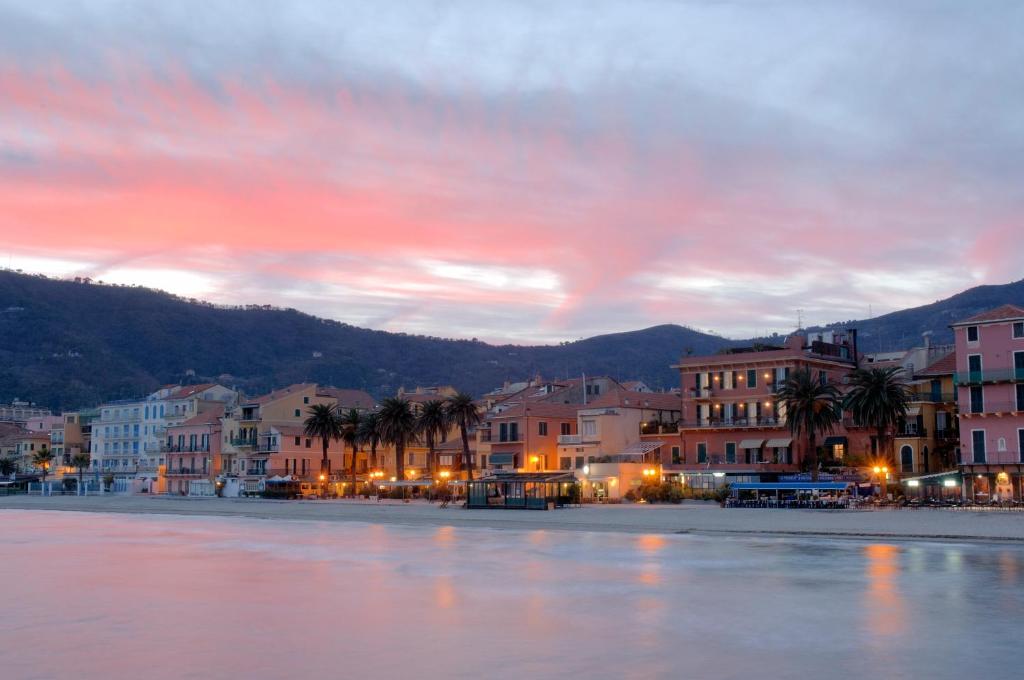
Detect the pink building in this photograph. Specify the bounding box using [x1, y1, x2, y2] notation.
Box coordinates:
[952, 305, 1024, 501]
[165, 405, 224, 495]
[648, 331, 874, 489]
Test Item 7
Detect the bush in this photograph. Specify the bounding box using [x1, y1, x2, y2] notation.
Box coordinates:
[632, 482, 684, 504]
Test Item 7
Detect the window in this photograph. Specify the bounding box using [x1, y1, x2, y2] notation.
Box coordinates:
[1017, 384, 1024, 411]
[818, 370, 827, 386]
[970, 386, 984, 414]
[305, 438, 311, 448]
[972, 430, 986, 463]
[538, 421, 548, 436]
[1014, 321, 1024, 339]
[997, 437, 1007, 452]
[746, 370, 757, 388]
[509, 423, 519, 441]
[295, 436, 301, 446]
[303, 396, 310, 404]
[582, 420, 597, 436]
[697, 442, 707, 463]
[671, 446, 681, 465]
[1019, 430, 1024, 464]
[560, 422, 571, 436]
[294, 409, 301, 417]
[559, 457, 572, 470]
[725, 442, 736, 463]
[499, 423, 508, 442]
[900, 445, 914, 473]
[1015, 351, 1024, 380]
[967, 325, 979, 343]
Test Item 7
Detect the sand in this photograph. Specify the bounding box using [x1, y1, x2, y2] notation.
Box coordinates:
[3, 494, 1024, 542]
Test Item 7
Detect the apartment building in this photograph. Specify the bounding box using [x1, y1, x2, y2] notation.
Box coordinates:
[953, 305, 1024, 501]
[647, 331, 873, 489]
[893, 352, 959, 476]
[165, 404, 225, 495]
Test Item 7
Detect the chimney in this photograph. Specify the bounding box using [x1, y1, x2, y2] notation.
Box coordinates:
[849, 328, 859, 368]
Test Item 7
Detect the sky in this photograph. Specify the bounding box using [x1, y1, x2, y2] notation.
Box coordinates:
[1, 1, 1022, 344]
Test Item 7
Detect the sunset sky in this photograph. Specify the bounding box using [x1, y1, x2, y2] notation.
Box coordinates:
[1, 1, 1021, 343]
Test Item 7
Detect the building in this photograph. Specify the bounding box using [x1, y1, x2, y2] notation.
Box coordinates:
[649, 331, 873, 490]
[0, 401, 51, 424]
[952, 305, 1024, 501]
[893, 351, 959, 476]
[165, 404, 225, 495]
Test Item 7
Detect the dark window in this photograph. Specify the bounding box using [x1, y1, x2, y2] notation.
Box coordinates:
[1018, 384, 1024, 411]
[967, 326, 979, 342]
[294, 436, 300, 446]
[508, 422, 518, 441]
[1015, 351, 1024, 380]
[972, 430, 986, 463]
[559, 457, 572, 470]
[970, 386, 984, 414]
[1019, 430, 1024, 464]
[499, 423, 508, 442]
[819, 370, 827, 386]
[746, 369, 757, 388]
[901, 445, 914, 473]
[538, 421, 548, 436]
[560, 422, 571, 436]
[697, 442, 707, 463]
[305, 438, 311, 448]
[671, 446, 681, 465]
[294, 409, 300, 417]
[725, 442, 736, 463]
[1014, 321, 1024, 339]
[575, 456, 584, 469]
[303, 396, 309, 404]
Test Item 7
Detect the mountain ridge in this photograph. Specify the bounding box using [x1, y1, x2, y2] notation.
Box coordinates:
[1, 270, 1022, 410]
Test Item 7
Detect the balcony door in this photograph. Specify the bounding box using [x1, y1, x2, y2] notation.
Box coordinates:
[968, 354, 982, 382]
[972, 430, 986, 464]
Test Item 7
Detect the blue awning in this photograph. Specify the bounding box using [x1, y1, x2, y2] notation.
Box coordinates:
[489, 453, 515, 465]
[730, 482, 853, 491]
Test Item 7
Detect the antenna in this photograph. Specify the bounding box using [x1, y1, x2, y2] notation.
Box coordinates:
[797, 309, 804, 330]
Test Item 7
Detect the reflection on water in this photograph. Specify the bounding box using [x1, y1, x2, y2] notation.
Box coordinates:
[0, 510, 1022, 680]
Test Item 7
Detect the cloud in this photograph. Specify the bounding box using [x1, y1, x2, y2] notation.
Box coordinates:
[0, 1, 1021, 343]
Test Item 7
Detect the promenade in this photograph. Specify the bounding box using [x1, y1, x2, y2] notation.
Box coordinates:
[3, 494, 1024, 542]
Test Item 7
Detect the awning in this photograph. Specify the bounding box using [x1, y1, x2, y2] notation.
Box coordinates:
[823, 436, 847, 447]
[489, 453, 515, 465]
[731, 482, 853, 491]
[765, 438, 793, 448]
[905, 407, 921, 416]
[738, 439, 765, 449]
[376, 480, 435, 487]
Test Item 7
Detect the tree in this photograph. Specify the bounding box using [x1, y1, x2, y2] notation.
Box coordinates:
[447, 392, 483, 481]
[304, 404, 343, 484]
[417, 400, 451, 479]
[377, 398, 417, 481]
[844, 366, 911, 473]
[339, 408, 363, 497]
[0, 457, 16, 476]
[776, 368, 841, 481]
[32, 446, 54, 485]
[358, 412, 382, 472]
[70, 453, 91, 491]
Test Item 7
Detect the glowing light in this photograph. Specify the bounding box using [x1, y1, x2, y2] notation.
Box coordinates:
[943, 479, 958, 487]
[582, 465, 590, 475]
[712, 472, 725, 478]
[906, 480, 920, 488]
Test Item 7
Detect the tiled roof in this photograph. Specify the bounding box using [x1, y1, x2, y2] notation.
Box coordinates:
[250, 383, 315, 405]
[488, 402, 581, 420]
[175, 404, 225, 428]
[585, 390, 681, 411]
[954, 304, 1024, 325]
[166, 383, 218, 400]
[915, 352, 956, 377]
[316, 387, 377, 410]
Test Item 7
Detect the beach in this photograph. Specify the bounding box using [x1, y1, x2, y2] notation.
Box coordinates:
[3, 494, 1024, 542]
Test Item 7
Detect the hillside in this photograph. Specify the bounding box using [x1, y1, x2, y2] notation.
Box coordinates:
[0, 271, 729, 410]
[2, 271, 1022, 411]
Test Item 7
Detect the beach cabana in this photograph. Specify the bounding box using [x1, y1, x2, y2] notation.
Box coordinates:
[467, 472, 579, 510]
[728, 481, 854, 508]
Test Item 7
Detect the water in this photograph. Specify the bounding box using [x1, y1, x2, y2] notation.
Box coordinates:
[1, 511, 1021, 680]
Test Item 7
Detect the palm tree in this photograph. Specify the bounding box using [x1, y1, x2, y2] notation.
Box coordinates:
[447, 392, 483, 481]
[32, 446, 54, 485]
[70, 453, 91, 491]
[417, 400, 451, 479]
[358, 412, 382, 472]
[377, 398, 417, 481]
[339, 408, 363, 496]
[844, 366, 911, 471]
[304, 403, 343, 483]
[776, 368, 841, 481]
[0, 457, 17, 477]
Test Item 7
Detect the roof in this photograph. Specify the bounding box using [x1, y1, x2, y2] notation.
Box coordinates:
[585, 390, 681, 411]
[953, 304, 1024, 326]
[916, 352, 956, 377]
[488, 402, 581, 420]
[174, 404, 225, 428]
[166, 383, 218, 400]
[475, 472, 577, 482]
[269, 424, 309, 437]
[731, 482, 853, 491]
[249, 383, 316, 405]
[316, 387, 377, 410]
[436, 437, 474, 452]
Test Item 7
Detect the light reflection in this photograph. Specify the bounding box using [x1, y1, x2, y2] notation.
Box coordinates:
[864, 544, 907, 637]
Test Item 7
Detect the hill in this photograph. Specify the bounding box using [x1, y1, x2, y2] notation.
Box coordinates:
[2, 270, 1022, 410]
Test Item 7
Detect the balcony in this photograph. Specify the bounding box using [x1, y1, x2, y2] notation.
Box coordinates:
[230, 437, 257, 448]
[640, 422, 679, 435]
[962, 402, 1023, 416]
[255, 442, 280, 453]
[166, 467, 208, 476]
[688, 387, 714, 399]
[935, 429, 959, 441]
[895, 427, 928, 439]
[558, 434, 582, 445]
[161, 444, 210, 453]
[677, 417, 786, 430]
[955, 368, 1024, 385]
[909, 392, 957, 404]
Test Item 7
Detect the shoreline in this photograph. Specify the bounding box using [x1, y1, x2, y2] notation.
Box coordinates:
[4, 495, 1024, 544]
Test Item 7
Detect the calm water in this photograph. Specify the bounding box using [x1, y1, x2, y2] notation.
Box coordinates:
[1, 511, 1021, 680]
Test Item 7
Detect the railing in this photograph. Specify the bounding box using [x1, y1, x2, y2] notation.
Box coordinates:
[935, 429, 959, 441]
[161, 445, 210, 453]
[255, 442, 280, 453]
[640, 422, 679, 435]
[955, 368, 1024, 385]
[166, 467, 208, 476]
[688, 388, 714, 399]
[230, 438, 257, 447]
[909, 392, 957, 403]
[558, 434, 582, 445]
[494, 435, 523, 443]
[677, 417, 786, 429]
[963, 402, 1023, 415]
[895, 428, 928, 438]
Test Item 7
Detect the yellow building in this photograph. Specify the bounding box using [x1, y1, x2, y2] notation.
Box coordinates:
[894, 352, 959, 476]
